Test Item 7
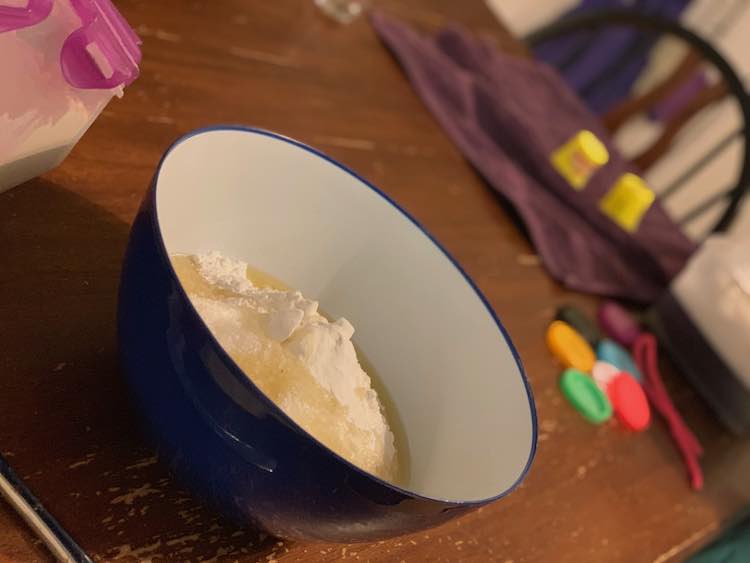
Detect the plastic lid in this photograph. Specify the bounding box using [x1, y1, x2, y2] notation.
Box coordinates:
[546, 320, 596, 372]
[597, 301, 641, 348]
[560, 368, 613, 424]
[60, 0, 142, 90]
[596, 339, 642, 381]
[592, 360, 620, 391]
[556, 304, 601, 347]
[0, 0, 53, 33]
[577, 130, 609, 166]
[607, 372, 651, 431]
[599, 173, 656, 233]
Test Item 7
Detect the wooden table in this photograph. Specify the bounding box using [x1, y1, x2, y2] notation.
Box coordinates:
[1, 1, 749, 561]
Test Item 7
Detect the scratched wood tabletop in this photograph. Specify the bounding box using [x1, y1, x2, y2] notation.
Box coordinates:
[1, 1, 749, 561]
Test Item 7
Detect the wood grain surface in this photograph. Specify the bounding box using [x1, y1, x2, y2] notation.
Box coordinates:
[1, 1, 749, 561]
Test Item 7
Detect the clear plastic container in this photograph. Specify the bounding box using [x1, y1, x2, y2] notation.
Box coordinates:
[0, 0, 140, 193]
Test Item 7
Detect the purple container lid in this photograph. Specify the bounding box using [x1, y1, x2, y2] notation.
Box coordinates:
[60, 0, 142, 89]
[0, 0, 141, 90]
[597, 301, 642, 348]
[0, 0, 53, 33]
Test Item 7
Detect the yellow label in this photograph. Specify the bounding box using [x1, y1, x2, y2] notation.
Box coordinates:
[599, 173, 656, 233]
[551, 130, 609, 190]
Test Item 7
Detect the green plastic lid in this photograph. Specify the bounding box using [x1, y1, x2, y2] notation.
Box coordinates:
[560, 368, 613, 424]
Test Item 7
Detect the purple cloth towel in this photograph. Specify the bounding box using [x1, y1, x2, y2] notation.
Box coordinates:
[371, 12, 696, 304]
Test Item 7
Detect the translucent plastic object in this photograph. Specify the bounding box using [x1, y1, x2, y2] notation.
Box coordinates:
[314, 0, 368, 24]
[671, 234, 750, 390]
[0, 0, 141, 193]
[0, 0, 53, 33]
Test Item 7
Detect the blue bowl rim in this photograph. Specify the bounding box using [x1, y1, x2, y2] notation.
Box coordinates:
[147, 124, 538, 506]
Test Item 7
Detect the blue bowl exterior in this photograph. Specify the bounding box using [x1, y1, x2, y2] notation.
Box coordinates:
[118, 186, 476, 542]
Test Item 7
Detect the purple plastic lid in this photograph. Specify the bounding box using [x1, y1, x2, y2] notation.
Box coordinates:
[597, 301, 642, 349]
[0, 0, 53, 33]
[60, 0, 142, 90]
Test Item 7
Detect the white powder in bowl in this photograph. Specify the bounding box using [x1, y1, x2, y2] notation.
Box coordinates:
[172, 251, 398, 481]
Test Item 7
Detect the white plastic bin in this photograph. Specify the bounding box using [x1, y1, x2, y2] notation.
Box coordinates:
[0, 0, 140, 193]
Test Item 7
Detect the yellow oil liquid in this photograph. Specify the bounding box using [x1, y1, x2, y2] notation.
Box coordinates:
[171, 254, 408, 485]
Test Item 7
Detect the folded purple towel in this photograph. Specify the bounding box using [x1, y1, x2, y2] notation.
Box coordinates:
[371, 12, 696, 303]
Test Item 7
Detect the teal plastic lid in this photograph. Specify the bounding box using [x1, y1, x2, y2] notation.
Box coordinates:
[596, 339, 642, 381]
[560, 368, 613, 424]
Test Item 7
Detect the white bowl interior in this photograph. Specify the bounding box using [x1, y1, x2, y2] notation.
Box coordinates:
[155, 128, 535, 503]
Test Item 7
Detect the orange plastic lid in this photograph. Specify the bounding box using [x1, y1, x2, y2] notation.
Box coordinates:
[546, 320, 596, 372]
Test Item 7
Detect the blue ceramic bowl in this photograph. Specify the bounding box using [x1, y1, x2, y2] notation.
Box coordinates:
[118, 126, 537, 542]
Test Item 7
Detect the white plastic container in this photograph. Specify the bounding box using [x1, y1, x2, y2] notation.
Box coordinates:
[654, 227, 750, 433]
[0, 0, 140, 193]
[671, 234, 750, 390]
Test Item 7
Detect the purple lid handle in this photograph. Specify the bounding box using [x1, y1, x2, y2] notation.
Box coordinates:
[0, 0, 53, 33]
[60, 0, 142, 90]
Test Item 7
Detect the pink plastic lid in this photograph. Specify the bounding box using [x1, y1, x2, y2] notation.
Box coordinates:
[0, 0, 53, 33]
[60, 0, 142, 89]
[1, 0, 141, 90]
[592, 360, 620, 392]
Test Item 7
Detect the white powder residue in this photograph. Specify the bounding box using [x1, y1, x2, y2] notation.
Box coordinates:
[194, 251, 254, 293]
[189, 295, 263, 355]
[186, 252, 395, 467]
[285, 318, 385, 433]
